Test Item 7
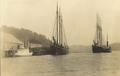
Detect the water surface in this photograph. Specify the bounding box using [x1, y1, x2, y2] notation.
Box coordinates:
[1, 51, 120, 76]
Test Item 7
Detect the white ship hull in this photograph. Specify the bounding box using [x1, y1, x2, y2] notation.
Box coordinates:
[15, 48, 32, 56]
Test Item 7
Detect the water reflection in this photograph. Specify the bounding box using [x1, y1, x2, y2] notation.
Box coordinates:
[51, 55, 66, 76]
[90, 53, 103, 76]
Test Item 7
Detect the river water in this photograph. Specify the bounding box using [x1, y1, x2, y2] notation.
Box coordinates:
[1, 51, 120, 76]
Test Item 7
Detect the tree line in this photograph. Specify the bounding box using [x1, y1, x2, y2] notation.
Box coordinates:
[1, 26, 51, 47]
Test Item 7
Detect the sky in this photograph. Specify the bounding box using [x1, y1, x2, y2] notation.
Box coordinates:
[0, 0, 120, 45]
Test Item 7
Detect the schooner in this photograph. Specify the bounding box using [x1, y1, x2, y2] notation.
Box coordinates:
[50, 4, 69, 55]
[92, 14, 111, 53]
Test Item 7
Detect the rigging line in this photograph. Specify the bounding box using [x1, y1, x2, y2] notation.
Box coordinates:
[59, 7, 61, 44]
[62, 25, 68, 46]
[48, 14, 57, 41]
[56, 4, 59, 44]
[49, 4, 58, 41]
[59, 11, 68, 46]
[60, 12, 63, 45]
[94, 15, 98, 42]
[59, 8, 63, 45]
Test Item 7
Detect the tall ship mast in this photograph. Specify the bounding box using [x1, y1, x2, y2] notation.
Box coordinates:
[50, 4, 69, 55]
[92, 14, 111, 53]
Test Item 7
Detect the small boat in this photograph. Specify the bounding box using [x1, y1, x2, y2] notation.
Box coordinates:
[49, 4, 69, 55]
[92, 14, 111, 53]
[15, 40, 32, 56]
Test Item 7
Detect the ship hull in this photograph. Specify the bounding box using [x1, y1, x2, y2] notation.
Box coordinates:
[30, 47, 50, 56]
[92, 45, 111, 53]
[15, 48, 32, 56]
[50, 45, 69, 55]
[30, 46, 68, 56]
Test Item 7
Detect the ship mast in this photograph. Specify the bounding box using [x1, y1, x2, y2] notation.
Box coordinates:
[106, 34, 109, 47]
[59, 8, 63, 45]
[96, 14, 103, 46]
[56, 4, 59, 44]
[53, 4, 67, 46]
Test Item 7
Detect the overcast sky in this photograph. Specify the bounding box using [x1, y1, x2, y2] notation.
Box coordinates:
[1, 0, 120, 45]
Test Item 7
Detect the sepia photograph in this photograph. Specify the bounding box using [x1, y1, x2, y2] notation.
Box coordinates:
[0, 0, 120, 76]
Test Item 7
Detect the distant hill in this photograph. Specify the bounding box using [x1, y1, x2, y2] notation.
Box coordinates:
[70, 43, 120, 53]
[1, 26, 51, 46]
[69, 45, 92, 53]
[110, 43, 120, 50]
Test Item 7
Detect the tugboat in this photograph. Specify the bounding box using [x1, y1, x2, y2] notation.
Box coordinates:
[92, 14, 111, 53]
[16, 40, 32, 56]
[50, 4, 69, 55]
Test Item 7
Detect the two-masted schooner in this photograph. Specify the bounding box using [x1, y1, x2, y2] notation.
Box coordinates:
[49, 4, 69, 55]
[92, 14, 111, 53]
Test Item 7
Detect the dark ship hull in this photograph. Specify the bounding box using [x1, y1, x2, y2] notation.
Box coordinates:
[30, 46, 68, 55]
[92, 45, 111, 53]
[50, 45, 69, 55]
[30, 47, 50, 56]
